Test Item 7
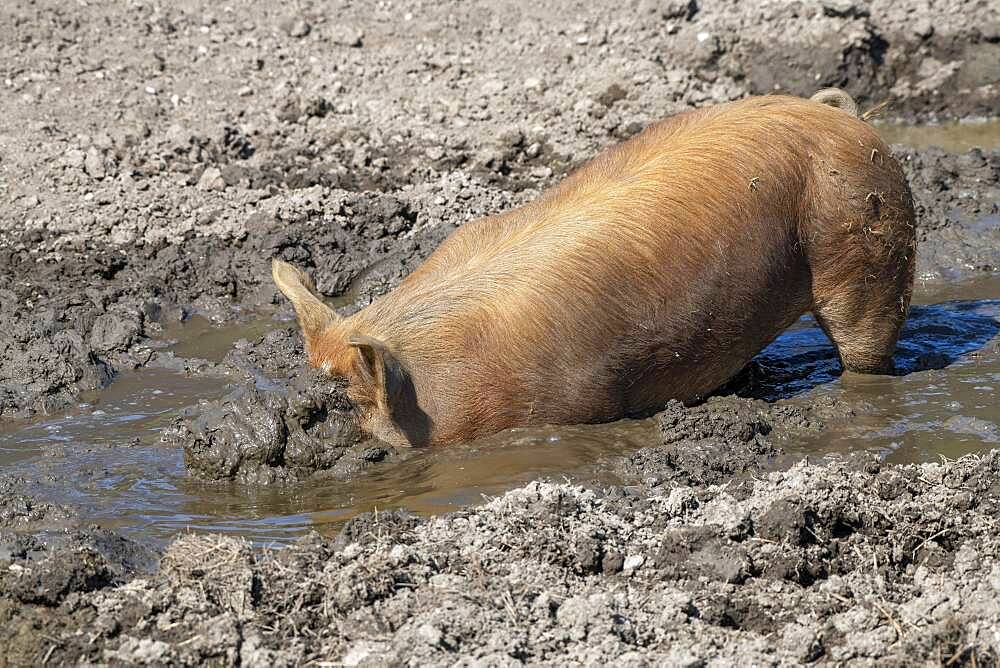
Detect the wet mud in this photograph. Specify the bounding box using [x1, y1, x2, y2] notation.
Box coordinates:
[878, 119, 1000, 153]
[4, 451, 1000, 665]
[2, 0, 1000, 664]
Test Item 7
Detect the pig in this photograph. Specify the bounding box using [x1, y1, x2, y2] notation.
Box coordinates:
[273, 88, 916, 448]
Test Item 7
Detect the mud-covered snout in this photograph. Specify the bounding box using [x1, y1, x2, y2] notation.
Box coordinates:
[284, 373, 363, 450]
[284, 371, 400, 470]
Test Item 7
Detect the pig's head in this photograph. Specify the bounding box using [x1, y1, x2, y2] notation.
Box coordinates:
[271, 259, 426, 447]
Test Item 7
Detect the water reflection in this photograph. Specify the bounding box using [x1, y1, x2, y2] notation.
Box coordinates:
[734, 291, 1000, 401]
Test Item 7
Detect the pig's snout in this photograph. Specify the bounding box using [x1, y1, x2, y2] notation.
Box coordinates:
[286, 375, 363, 449]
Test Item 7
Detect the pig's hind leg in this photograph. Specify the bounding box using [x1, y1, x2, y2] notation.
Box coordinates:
[805, 177, 917, 375]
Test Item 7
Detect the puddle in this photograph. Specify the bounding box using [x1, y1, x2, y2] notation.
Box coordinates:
[0, 363, 652, 546]
[875, 118, 1000, 152]
[0, 276, 998, 547]
[776, 275, 1000, 466]
[159, 314, 279, 363]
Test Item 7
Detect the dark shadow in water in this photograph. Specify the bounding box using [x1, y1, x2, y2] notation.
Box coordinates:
[727, 299, 1000, 402]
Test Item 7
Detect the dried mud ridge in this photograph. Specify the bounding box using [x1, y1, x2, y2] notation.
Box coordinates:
[3, 407, 1000, 665]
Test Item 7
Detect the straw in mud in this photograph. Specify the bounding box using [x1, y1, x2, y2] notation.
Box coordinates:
[160, 534, 256, 620]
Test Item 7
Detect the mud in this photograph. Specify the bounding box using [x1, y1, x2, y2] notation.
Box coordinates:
[1, 279, 998, 663]
[2, 0, 1000, 664]
[162, 281, 999, 485]
[166, 366, 397, 485]
[878, 119, 1000, 152]
[898, 147, 1000, 280]
[3, 450, 1000, 665]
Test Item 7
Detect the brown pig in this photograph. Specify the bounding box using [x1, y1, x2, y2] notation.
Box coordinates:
[273, 89, 916, 448]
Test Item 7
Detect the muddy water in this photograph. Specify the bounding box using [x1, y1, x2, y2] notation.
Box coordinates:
[875, 118, 1000, 152]
[158, 315, 278, 363]
[778, 275, 1000, 465]
[0, 319, 655, 545]
[1, 277, 998, 546]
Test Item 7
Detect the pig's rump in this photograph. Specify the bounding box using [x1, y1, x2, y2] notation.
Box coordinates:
[353, 95, 916, 442]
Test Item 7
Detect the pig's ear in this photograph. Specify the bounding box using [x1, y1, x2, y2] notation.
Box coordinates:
[271, 259, 339, 345]
[348, 334, 405, 414]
